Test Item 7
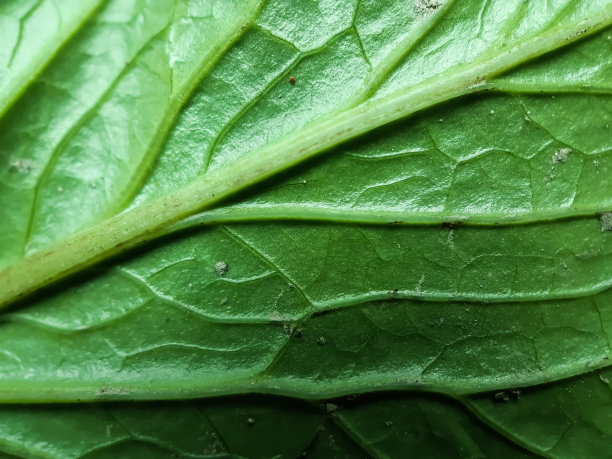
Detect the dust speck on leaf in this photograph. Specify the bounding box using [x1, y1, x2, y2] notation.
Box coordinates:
[493, 391, 510, 403]
[598, 212, 612, 232]
[215, 261, 228, 276]
[8, 159, 34, 174]
[552, 148, 571, 163]
[325, 403, 338, 413]
[466, 77, 486, 90]
[414, 0, 445, 15]
[97, 387, 129, 396]
[493, 390, 520, 403]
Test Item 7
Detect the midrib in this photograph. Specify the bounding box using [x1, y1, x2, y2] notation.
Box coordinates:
[0, 7, 611, 309]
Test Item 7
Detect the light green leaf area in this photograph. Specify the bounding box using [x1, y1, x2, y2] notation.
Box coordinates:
[0, 0, 103, 117]
[0, 0, 611, 456]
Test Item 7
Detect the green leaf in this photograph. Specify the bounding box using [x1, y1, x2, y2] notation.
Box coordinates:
[468, 367, 612, 458]
[0, 0, 103, 117]
[0, 0, 611, 456]
[0, 394, 536, 458]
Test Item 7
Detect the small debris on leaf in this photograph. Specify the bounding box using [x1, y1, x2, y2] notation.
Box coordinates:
[414, 0, 445, 15]
[493, 390, 521, 403]
[215, 261, 228, 276]
[325, 403, 338, 413]
[552, 147, 571, 163]
[493, 391, 510, 403]
[8, 159, 34, 174]
[598, 212, 612, 232]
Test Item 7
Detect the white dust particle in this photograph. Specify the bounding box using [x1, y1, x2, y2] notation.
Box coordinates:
[214, 261, 228, 276]
[414, 0, 446, 15]
[8, 159, 34, 174]
[467, 77, 486, 90]
[599, 212, 612, 232]
[552, 148, 571, 164]
[325, 403, 338, 413]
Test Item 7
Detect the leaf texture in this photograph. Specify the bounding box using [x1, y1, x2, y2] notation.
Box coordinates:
[0, 0, 611, 456]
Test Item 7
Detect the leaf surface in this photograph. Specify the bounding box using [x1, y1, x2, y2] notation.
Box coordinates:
[0, 0, 611, 456]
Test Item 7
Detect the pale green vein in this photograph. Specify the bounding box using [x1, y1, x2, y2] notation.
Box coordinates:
[6, 0, 43, 68]
[200, 24, 363, 173]
[0, 0, 103, 118]
[489, 81, 612, 95]
[23, 23, 174, 256]
[460, 397, 551, 458]
[327, 413, 383, 459]
[222, 226, 315, 313]
[354, 0, 455, 104]
[1, 8, 611, 309]
[118, 0, 267, 209]
[203, 0, 453, 171]
[165, 204, 612, 229]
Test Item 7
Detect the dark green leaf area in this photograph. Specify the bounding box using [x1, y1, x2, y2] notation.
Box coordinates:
[0, 393, 537, 459]
[470, 367, 612, 459]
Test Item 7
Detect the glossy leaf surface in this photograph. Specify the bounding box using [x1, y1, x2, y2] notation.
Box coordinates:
[0, 0, 611, 457]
